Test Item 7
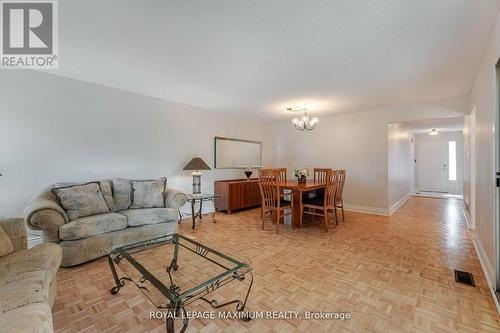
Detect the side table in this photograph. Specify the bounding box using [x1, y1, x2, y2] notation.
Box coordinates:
[179, 193, 219, 229]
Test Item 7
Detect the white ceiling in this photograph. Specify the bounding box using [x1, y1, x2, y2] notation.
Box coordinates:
[400, 116, 464, 134]
[51, 0, 500, 119]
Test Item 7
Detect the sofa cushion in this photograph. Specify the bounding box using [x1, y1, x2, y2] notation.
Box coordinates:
[119, 208, 178, 227]
[55, 180, 116, 212]
[0, 243, 62, 313]
[111, 178, 132, 211]
[0, 226, 14, 257]
[53, 183, 110, 220]
[0, 302, 54, 333]
[98, 179, 116, 212]
[59, 213, 127, 241]
[59, 222, 178, 266]
[131, 178, 166, 209]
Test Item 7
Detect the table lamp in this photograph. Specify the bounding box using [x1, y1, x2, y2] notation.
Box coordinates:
[183, 157, 211, 194]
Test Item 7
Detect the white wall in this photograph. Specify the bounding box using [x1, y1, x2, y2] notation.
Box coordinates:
[387, 123, 414, 212]
[0, 71, 276, 218]
[273, 96, 468, 215]
[414, 131, 464, 195]
[467, 10, 500, 289]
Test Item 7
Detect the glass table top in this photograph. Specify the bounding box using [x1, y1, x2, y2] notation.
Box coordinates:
[185, 193, 219, 200]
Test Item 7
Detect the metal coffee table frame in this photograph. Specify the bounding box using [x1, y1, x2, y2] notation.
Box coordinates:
[106, 234, 253, 333]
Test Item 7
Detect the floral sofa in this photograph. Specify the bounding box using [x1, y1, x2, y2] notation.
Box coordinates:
[24, 178, 186, 267]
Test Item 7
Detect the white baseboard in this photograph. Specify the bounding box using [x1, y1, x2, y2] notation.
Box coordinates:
[389, 194, 411, 216]
[462, 206, 472, 230]
[343, 204, 390, 216]
[343, 195, 410, 217]
[472, 236, 500, 314]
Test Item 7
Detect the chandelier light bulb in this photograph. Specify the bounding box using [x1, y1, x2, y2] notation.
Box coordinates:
[287, 108, 319, 131]
[288, 107, 319, 131]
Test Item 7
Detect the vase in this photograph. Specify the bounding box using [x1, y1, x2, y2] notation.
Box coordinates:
[244, 170, 253, 179]
[298, 175, 307, 183]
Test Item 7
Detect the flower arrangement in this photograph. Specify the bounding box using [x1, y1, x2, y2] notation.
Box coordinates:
[293, 169, 309, 183]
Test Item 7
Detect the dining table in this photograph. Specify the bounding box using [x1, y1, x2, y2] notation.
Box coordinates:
[277, 180, 327, 228]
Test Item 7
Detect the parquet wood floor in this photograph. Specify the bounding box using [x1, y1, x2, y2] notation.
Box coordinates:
[52, 197, 500, 332]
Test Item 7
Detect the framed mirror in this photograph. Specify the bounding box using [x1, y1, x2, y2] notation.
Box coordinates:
[214, 137, 263, 169]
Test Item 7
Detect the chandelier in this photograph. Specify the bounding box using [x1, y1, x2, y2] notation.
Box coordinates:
[287, 107, 319, 131]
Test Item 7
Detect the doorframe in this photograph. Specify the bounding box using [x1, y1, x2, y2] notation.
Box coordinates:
[495, 63, 500, 293]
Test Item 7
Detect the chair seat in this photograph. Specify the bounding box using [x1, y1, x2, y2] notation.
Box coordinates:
[265, 199, 291, 209]
[279, 199, 291, 207]
[302, 196, 325, 207]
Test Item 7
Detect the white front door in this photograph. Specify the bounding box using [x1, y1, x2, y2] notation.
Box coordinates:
[418, 141, 449, 192]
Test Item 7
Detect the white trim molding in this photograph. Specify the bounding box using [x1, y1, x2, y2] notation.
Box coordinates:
[473, 236, 500, 314]
[343, 204, 390, 216]
[462, 208, 472, 230]
[389, 194, 411, 216]
[344, 195, 410, 217]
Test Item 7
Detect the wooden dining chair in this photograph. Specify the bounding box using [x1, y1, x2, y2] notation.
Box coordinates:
[258, 169, 293, 233]
[301, 170, 339, 232]
[273, 168, 287, 182]
[259, 168, 275, 217]
[273, 167, 291, 202]
[311, 168, 331, 199]
[314, 168, 330, 182]
[334, 170, 346, 223]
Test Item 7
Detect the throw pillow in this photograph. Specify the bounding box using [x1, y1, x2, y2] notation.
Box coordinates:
[55, 180, 116, 212]
[0, 227, 14, 257]
[53, 183, 110, 220]
[111, 178, 133, 211]
[99, 180, 116, 212]
[131, 178, 166, 209]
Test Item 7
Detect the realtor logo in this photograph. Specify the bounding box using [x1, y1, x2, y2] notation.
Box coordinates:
[1, 0, 58, 68]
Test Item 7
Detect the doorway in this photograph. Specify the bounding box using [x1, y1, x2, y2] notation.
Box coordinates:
[417, 141, 449, 192]
[415, 131, 463, 195]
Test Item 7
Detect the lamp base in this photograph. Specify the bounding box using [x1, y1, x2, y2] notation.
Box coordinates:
[192, 175, 201, 194]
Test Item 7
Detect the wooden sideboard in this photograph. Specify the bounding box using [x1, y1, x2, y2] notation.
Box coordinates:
[214, 178, 261, 214]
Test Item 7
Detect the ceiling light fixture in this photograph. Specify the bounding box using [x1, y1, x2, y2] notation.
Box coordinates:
[429, 128, 439, 136]
[287, 107, 319, 131]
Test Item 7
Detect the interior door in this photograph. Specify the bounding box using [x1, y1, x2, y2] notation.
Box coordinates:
[418, 141, 449, 192]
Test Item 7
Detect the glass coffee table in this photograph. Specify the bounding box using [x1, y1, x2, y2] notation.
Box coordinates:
[106, 234, 253, 333]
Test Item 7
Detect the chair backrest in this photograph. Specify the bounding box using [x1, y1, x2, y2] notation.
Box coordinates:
[273, 168, 287, 182]
[258, 169, 279, 208]
[314, 168, 331, 182]
[259, 168, 274, 174]
[335, 170, 346, 202]
[324, 170, 340, 207]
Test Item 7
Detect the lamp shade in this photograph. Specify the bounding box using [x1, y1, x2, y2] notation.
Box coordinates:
[183, 157, 211, 171]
